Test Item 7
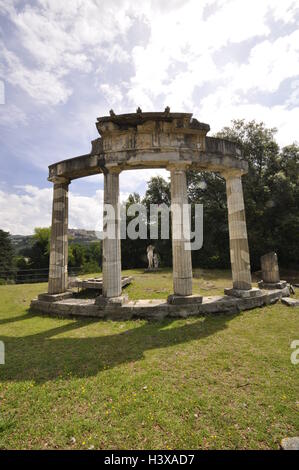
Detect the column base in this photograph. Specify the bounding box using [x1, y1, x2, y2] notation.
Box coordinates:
[95, 294, 128, 307]
[38, 292, 73, 302]
[224, 287, 262, 298]
[167, 294, 203, 305]
[258, 280, 287, 290]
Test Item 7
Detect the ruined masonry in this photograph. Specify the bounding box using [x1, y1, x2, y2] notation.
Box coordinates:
[31, 110, 290, 319]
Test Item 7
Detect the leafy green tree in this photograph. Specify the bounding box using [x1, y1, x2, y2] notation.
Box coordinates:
[187, 171, 229, 268]
[24, 227, 51, 269]
[121, 193, 148, 268]
[214, 120, 299, 269]
[0, 229, 15, 279]
[143, 176, 170, 206]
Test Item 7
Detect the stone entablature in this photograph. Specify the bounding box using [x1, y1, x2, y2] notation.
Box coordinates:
[96, 112, 209, 153]
[48, 112, 246, 182]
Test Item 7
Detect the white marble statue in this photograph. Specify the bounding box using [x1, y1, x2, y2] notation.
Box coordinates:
[147, 245, 154, 270]
[153, 253, 159, 269]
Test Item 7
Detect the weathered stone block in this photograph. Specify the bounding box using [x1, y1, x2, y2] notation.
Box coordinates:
[224, 287, 262, 298]
[261, 252, 280, 283]
[258, 280, 287, 290]
[38, 292, 73, 302]
[167, 294, 203, 305]
[280, 437, 299, 450]
[95, 294, 128, 307]
[281, 297, 299, 307]
[30, 288, 289, 320]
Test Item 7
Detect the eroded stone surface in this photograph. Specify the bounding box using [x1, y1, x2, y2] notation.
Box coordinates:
[281, 297, 299, 307]
[102, 169, 122, 298]
[48, 112, 246, 181]
[30, 288, 288, 320]
[224, 287, 262, 298]
[167, 294, 203, 305]
[70, 276, 132, 290]
[261, 252, 280, 284]
[280, 437, 299, 450]
[224, 173, 252, 291]
[170, 165, 193, 296]
[258, 280, 287, 290]
[48, 181, 69, 294]
[43, 111, 253, 311]
[95, 294, 128, 307]
[38, 292, 73, 303]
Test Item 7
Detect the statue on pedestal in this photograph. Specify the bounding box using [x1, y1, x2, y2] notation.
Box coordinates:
[147, 245, 154, 270]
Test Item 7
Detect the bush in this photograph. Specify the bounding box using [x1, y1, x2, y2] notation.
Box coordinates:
[81, 261, 101, 274]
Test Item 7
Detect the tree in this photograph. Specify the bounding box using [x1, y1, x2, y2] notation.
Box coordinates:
[121, 193, 148, 268]
[187, 171, 229, 268]
[213, 120, 299, 269]
[0, 229, 14, 280]
[143, 176, 170, 206]
[25, 227, 51, 269]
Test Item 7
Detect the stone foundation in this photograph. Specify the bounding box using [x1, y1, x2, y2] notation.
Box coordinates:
[167, 294, 203, 305]
[95, 294, 128, 307]
[69, 276, 132, 291]
[224, 287, 262, 298]
[30, 287, 289, 320]
[258, 280, 287, 290]
[37, 291, 73, 302]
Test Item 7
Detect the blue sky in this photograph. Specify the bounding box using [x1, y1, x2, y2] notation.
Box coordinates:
[0, 0, 299, 234]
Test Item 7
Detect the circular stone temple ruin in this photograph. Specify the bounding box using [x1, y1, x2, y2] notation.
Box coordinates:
[31, 110, 289, 319]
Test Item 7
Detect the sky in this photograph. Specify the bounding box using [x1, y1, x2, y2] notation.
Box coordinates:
[0, 0, 299, 234]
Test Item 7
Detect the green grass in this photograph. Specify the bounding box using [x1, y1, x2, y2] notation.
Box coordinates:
[0, 269, 298, 449]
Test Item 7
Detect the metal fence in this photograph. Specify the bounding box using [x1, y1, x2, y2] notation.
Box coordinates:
[0, 267, 83, 284]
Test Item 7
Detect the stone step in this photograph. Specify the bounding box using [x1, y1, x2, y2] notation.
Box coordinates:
[281, 297, 299, 307]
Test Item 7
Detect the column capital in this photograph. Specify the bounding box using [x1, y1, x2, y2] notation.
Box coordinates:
[167, 161, 192, 172]
[105, 164, 122, 175]
[48, 176, 70, 184]
[221, 169, 244, 180]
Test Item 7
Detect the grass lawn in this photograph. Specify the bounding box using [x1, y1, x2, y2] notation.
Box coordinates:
[0, 269, 298, 449]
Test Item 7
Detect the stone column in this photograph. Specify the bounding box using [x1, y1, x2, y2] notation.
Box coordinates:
[102, 167, 122, 299]
[48, 177, 70, 294]
[169, 164, 193, 296]
[224, 171, 252, 292]
[258, 252, 287, 289]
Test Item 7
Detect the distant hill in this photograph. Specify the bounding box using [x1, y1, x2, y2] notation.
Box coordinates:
[10, 229, 100, 253]
[68, 229, 99, 244]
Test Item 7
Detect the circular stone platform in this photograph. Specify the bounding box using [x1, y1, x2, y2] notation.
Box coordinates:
[30, 287, 289, 320]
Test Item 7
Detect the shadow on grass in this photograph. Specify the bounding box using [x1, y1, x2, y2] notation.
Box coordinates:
[0, 311, 236, 383]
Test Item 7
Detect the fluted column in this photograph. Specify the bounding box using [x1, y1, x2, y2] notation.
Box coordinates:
[102, 167, 122, 298]
[48, 177, 69, 294]
[169, 164, 193, 296]
[224, 171, 252, 290]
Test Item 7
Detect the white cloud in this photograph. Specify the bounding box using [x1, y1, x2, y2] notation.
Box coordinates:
[1, 0, 299, 188]
[199, 89, 299, 146]
[0, 104, 28, 127]
[0, 44, 72, 105]
[100, 83, 124, 108]
[124, 0, 299, 145]
[0, 0, 136, 105]
[225, 30, 299, 93]
[0, 185, 103, 235]
[119, 169, 169, 193]
[0, 182, 147, 235]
